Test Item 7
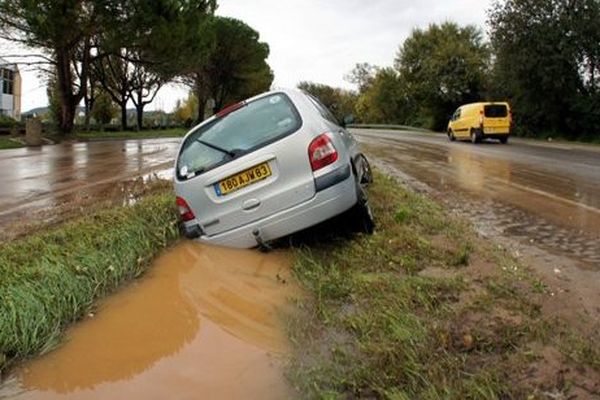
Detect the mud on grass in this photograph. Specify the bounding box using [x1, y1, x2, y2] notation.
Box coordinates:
[0, 191, 179, 375]
[288, 172, 600, 399]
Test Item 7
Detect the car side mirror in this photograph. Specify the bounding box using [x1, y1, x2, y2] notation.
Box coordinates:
[342, 114, 355, 127]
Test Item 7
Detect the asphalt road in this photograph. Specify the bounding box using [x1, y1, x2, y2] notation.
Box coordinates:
[354, 128, 600, 267]
[0, 139, 180, 236]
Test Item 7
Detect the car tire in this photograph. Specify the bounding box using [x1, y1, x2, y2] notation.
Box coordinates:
[359, 155, 373, 185]
[470, 129, 480, 144]
[448, 129, 456, 142]
[351, 180, 375, 234]
[499, 137, 508, 144]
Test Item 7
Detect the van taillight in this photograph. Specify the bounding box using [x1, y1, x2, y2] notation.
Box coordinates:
[176, 196, 195, 222]
[308, 133, 338, 171]
[479, 110, 484, 126]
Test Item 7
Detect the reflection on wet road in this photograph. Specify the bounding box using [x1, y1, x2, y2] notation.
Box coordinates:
[354, 129, 600, 267]
[0, 139, 181, 230]
[1, 242, 299, 400]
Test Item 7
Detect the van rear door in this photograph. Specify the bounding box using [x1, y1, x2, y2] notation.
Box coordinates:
[483, 104, 510, 133]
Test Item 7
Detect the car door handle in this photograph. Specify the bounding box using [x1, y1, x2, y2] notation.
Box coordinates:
[242, 198, 261, 211]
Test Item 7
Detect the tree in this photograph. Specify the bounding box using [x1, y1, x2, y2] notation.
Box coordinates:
[355, 68, 416, 125]
[488, 0, 600, 139]
[0, 0, 217, 134]
[297, 82, 357, 122]
[93, 51, 133, 130]
[345, 62, 378, 93]
[129, 61, 164, 131]
[181, 16, 273, 123]
[0, 0, 107, 133]
[173, 92, 199, 127]
[91, 91, 117, 127]
[395, 22, 490, 130]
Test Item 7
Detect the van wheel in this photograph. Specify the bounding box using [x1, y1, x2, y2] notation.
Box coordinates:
[448, 129, 456, 142]
[470, 129, 480, 144]
[499, 137, 508, 144]
[351, 180, 375, 234]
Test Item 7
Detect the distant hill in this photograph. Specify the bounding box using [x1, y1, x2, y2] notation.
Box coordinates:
[21, 107, 50, 117]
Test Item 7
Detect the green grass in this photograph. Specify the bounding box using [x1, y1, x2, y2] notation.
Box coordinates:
[74, 128, 187, 140]
[0, 191, 179, 373]
[288, 172, 599, 399]
[0, 137, 24, 150]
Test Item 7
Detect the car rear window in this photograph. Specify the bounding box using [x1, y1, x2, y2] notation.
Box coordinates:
[177, 93, 302, 180]
[484, 104, 508, 118]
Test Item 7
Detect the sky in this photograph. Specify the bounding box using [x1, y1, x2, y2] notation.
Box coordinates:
[6, 0, 491, 113]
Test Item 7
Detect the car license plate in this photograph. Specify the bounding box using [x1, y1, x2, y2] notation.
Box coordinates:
[215, 162, 272, 196]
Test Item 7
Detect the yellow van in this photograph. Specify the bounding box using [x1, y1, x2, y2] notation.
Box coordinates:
[447, 102, 512, 144]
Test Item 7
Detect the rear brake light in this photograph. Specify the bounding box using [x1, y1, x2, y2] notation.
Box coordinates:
[308, 133, 338, 171]
[176, 196, 195, 222]
[479, 110, 484, 126]
[216, 102, 245, 118]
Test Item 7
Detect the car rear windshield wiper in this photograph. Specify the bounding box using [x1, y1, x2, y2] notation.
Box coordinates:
[195, 139, 236, 158]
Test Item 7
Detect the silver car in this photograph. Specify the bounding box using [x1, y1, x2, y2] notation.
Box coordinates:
[173, 88, 374, 249]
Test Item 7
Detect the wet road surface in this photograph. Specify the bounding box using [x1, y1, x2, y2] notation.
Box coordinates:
[355, 128, 600, 327]
[0, 242, 300, 400]
[0, 139, 180, 234]
[354, 129, 600, 267]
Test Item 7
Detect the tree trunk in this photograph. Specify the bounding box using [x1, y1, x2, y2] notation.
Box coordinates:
[121, 104, 128, 131]
[56, 48, 77, 134]
[136, 104, 144, 131]
[60, 102, 76, 134]
[195, 83, 207, 125]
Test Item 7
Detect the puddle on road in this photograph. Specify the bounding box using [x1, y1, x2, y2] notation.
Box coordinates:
[0, 172, 173, 243]
[1, 242, 300, 400]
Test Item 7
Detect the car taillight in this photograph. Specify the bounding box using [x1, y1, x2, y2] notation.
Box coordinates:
[176, 196, 195, 222]
[308, 133, 338, 171]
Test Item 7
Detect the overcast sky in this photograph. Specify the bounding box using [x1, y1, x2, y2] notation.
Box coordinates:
[11, 0, 491, 113]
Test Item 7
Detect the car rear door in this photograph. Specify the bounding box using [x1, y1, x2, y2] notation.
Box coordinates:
[175, 93, 316, 237]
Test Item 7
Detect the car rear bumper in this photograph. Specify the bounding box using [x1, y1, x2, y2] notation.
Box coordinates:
[183, 172, 357, 248]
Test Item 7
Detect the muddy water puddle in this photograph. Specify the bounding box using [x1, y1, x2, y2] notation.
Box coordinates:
[0, 242, 300, 399]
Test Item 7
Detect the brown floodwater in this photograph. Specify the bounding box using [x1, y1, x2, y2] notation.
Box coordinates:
[0, 242, 300, 400]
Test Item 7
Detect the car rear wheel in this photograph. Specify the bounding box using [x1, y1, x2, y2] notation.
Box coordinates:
[360, 155, 373, 185]
[499, 137, 508, 144]
[351, 179, 375, 234]
[448, 129, 456, 142]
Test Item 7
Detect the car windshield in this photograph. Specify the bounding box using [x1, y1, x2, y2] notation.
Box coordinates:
[484, 104, 508, 118]
[177, 93, 302, 180]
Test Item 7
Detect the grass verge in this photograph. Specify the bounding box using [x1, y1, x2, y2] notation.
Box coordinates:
[0, 137, 24, 150]
[73, 128, 187, 141]
[289, 172, 600, 399]
[0, 191, 179, 374]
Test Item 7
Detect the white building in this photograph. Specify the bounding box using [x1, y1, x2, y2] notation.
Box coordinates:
[0, 57, 22, 120]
